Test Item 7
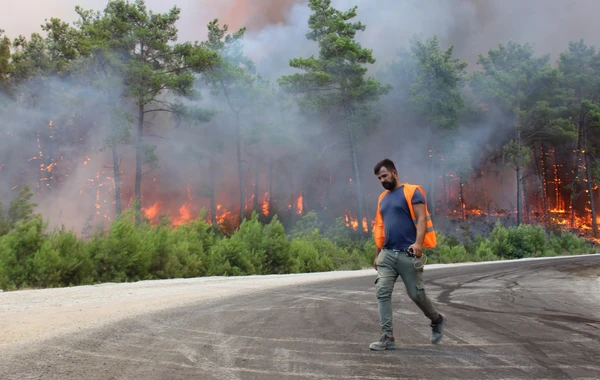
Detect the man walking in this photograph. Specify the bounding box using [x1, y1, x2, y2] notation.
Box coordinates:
[369, 158, 446, 351]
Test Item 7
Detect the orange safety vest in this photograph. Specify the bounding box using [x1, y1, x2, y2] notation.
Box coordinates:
[373, 183, 437, 249]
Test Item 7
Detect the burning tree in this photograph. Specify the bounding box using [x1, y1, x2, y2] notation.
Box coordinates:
[200, 19, 259, 224]
[471, 41, 563, 225]
[278, 0, 391, 236]
[558, 40, 600, 237]
[86, 0, 218, 219]
[403, 35, 468, 219]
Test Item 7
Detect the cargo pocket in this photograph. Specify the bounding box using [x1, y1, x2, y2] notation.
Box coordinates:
[412, 279, 426, 303]
[415, 270, 425, 290]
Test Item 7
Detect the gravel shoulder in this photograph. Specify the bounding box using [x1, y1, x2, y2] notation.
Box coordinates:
[0, 270, 373, 350]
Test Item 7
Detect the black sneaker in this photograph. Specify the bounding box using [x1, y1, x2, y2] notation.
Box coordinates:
[369, 334, 395, 351]
[431, 313, 446, 345]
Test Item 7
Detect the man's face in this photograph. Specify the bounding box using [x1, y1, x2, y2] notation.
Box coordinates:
[376, 167, 397, 191]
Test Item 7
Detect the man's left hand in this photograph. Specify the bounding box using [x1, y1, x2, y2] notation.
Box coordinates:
[408, 243, 423, 258]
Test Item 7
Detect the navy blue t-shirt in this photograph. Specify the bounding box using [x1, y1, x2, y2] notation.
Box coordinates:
[380, 186, 425, 250]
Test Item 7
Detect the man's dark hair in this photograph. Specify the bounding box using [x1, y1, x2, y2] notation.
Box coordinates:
[374, 158, 396, 175]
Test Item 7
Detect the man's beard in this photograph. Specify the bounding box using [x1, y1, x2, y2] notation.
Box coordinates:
[382, 177, 397, 190]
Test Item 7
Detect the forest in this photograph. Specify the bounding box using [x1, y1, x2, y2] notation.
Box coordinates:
[0, 0, 596, 289]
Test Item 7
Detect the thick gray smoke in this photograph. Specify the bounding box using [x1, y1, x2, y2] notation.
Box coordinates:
[1, 0, 598, 233]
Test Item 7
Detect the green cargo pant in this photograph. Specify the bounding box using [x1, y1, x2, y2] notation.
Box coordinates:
[375, 248, 439, 336]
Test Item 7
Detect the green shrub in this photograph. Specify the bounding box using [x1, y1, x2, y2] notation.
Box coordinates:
[488, 222, 547, 259]
[289, 237, 334, 273]
[33, 228, 94, 288]
[474, 239, 499, 261]
[209, 212, 293, 276]
[86, 208, 155, 282]
[0, 215, 48, 289]
[428, 234, 472, 263]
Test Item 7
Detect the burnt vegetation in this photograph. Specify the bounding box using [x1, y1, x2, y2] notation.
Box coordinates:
[0, 0, 597, 290]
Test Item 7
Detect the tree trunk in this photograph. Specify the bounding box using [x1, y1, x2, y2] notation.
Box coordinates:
[500, 165, 505, 205]
[522, 173, 530, 224]
[571, 103, 585, 228]
[515, 112, 523, 226]
[533, 143, 542, 221]
[268, 153, 273, 217]
[112, 146, 122, 216]
[585, 152, 598, 237]
[209, 145, 218, 228]
[325, 171, 332, 212]
[443, 171, 448, 217]
[235, 111, 244, 223]
[362, 191, 371, 235]
[581, 111, 599, 238]
[516, 164, 522, 225]
[253, 155, 261, 213]
[135, 103, 144, 220]
[347, 126, 365, 235]
[428, 125, 436, 219]
[459, 178, 466, 221]
[289, 177, 295, 217]
[440, 155, 447, 218]
[539, 143, 550, 224]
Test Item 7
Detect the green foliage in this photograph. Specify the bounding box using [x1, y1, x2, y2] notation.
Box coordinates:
[0, 30, 11, 94]
[278, 0, 391, 131]
[0, 186, 38, 236]
[407, 34, 468, 130]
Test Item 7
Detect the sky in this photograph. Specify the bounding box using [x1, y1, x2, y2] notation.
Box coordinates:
[3, 0, 600, 76]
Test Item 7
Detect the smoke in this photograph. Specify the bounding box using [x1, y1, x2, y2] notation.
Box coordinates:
[1, 0, 599, 233]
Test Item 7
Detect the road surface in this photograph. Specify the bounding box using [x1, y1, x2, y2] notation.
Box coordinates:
[1, 255, 599, 379]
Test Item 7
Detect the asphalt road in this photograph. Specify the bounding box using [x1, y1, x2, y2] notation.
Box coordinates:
[2, 255, 600, 380]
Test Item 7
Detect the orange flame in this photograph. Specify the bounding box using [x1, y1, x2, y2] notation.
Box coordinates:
[262, 192, 269, 216]
[172, 203, 192, 226]
[216, 204, 235, 225]
[296, 194, 303, 215]
[142, 201, 160, 221]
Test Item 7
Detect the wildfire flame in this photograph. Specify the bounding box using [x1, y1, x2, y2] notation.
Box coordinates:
[262, 192, 269, 216]
[297, 194, 303, 215]
[215, 204, 235, 226]
[172, 203, 192, 226]
[344, 210, 369, 233]
[142, 201, 160, 220]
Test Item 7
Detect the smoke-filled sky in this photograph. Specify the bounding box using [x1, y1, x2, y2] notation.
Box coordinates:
[2, 0, 600, 233]
[3, 0, 600, 74]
